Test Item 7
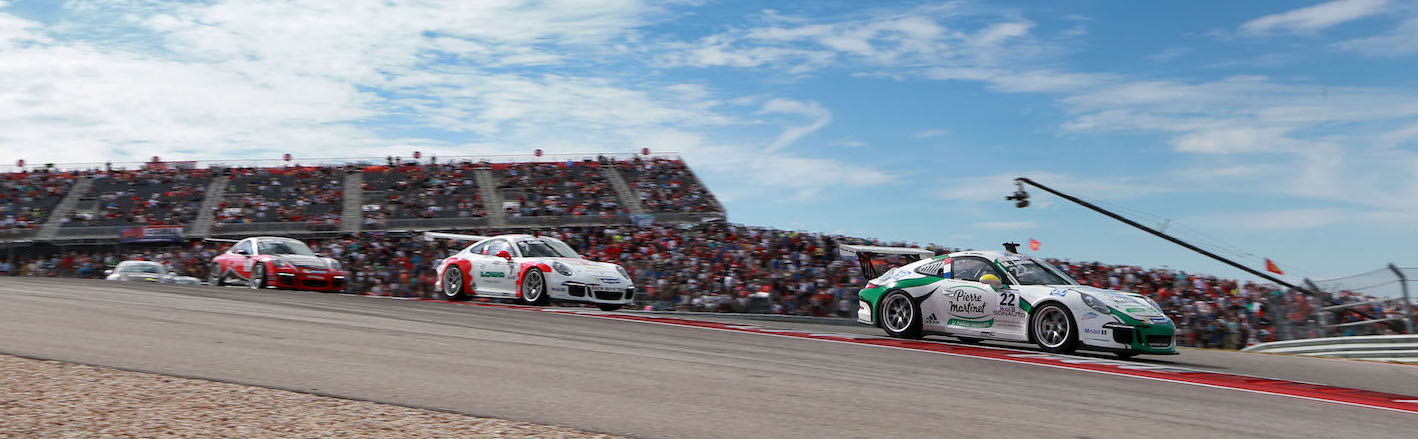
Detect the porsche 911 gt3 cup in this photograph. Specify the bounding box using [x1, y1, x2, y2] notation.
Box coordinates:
[843, 244, 1177, 357]
[426, 232, 635, 311]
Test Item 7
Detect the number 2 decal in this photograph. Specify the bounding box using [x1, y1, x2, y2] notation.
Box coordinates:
[998, 292, 1016, 306]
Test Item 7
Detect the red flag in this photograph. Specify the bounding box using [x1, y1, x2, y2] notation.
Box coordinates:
[1028, 239, 1040, 251]
[1265, 258, 1284, 275]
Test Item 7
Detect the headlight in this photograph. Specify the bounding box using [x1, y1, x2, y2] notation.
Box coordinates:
[616, 265, 629, 279]
[1080, 293, 1111, 314]
[328, 259, 343, 270]
[272, 258, 293, 269]
[553, 262, 573, 276]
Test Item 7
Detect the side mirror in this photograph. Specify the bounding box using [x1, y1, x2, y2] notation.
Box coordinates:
[234, 249, 248, 255]
[496, 250, 513, 261]
[104, 269, 113, 275]
[981, 278, 1003, 290]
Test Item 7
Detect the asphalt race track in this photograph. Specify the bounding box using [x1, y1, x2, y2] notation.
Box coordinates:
[3, 278, 1417, 438]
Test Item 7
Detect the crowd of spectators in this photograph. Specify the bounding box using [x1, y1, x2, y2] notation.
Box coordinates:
[362, 163, 487, 224]
[213, 167, 343, 228]
[1, 170, 79, 234]
[63, 168, 211, 227]
[497, 162, 624, 217]
[616, 158, 721, 213]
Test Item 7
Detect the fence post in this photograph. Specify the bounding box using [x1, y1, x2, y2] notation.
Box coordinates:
[1305, 279, 1326, 338]
[1389, 264, 1415, 335]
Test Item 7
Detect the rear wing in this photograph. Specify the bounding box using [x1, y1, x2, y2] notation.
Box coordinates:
[422, 232, 491, 242]
[838, 244, 937, 279]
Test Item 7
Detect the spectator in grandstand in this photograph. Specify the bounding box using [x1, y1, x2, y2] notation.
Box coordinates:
[214, 166, 344, 227]
[617, 157, 720, 213]
[498, 162, 624, 217]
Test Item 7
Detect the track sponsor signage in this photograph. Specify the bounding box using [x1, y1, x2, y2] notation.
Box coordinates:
[118, 225, 185, 243]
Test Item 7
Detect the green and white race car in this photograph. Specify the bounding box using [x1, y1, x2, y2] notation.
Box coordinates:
[843, 245, 1177, 357]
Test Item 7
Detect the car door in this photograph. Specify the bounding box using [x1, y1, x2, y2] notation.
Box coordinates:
[473, 239, 518, 295]
[987, 258, 1032, 341]
[228, 239, 256, 279]
[943, 256, 1007, 337]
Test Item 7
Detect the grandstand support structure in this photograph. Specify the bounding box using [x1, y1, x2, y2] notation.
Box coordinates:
[341, 172, 363, 233]
[473, 168, 507, 227]
[187, 174, 231, 238]
[604, 167, 647, 215]
[36, 176, 93, 240]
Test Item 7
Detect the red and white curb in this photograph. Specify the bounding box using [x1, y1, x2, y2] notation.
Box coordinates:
[391, 297, 1418, 415]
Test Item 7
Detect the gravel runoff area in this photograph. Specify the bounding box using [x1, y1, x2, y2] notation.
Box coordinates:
[0, 354, 621, 438]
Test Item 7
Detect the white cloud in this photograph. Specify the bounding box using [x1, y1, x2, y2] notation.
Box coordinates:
[1240, 0, 1390, 34]
[758, 98, 832, 151]
[1333, 17, 1418, 56]
[0, 0, 894, 202]
[1170, 127, 1292, 154]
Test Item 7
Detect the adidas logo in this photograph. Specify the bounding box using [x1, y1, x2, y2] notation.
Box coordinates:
[925, 313, 939, 324]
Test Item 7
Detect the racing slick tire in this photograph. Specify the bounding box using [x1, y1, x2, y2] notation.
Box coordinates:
[519, 268, 551, 306]
[597, 304, 622, 312]
[438, 265, 470, 301]
[248, 264, 268, 290]
[208, 263, 226, 286]
[1031, 303, 1079, 354]
[879, 291, 923, 339]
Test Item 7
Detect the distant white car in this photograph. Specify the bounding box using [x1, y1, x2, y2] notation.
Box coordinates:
[426, 232, 635, 311]
[105, 260, 202, 285]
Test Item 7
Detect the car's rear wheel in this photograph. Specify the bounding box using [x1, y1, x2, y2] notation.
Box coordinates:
[439, 265, 469, 301]
[880, 291, 922, 339]
[1032, 303, 1079, 353]
[519, 269, 550, 306]
[208, 263, 225, 286]
[248, 264, 267, 290]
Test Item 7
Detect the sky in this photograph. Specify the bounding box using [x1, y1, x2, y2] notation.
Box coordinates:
[2, 0, 1417, 284]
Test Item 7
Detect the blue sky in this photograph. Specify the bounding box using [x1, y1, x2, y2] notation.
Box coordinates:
[2, 0, 1416, 283]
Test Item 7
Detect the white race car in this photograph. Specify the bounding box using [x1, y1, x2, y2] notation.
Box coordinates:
[105, 260, 202, 285]
[426, 232, 635, 311]
[844, 244, 1177, 358]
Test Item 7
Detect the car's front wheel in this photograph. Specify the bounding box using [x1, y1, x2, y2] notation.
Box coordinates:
[1031, 303, 1079, 353]
[438, 265, 469, 301]
[248, 264, 267, 290]
[879, 291, 922, 339]
[208, 263, 225, 286]
[519, 269, 550, 306]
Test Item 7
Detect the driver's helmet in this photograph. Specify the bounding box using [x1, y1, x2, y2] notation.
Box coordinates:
[979, 273, 1001, 284]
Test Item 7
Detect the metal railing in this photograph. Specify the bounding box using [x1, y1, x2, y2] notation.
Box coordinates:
[1306, 265, 1416, 337]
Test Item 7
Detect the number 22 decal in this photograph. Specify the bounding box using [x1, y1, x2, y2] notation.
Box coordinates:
[998, 292, 1016, 306]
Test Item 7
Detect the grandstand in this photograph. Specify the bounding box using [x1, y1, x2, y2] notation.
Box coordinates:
[0, 153, 725, 242]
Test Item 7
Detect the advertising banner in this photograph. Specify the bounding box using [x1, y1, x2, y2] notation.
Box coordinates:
[118, 225, 185, 243]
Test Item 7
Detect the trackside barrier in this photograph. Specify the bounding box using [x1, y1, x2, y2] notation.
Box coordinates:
[1242, 335, 1418, 363]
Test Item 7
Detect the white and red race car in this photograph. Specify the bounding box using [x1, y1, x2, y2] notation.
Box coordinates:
[426, 232, 635, 311]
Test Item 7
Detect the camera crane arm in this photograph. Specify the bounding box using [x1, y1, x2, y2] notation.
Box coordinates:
[1012, 177, 1315, 295]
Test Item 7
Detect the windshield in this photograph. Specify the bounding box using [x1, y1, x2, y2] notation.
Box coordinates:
[517, 239, 578, 258]
[120, 263, 164, 274]
[258, 239, 317, 256]
[1001, 258, 1076, 286]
